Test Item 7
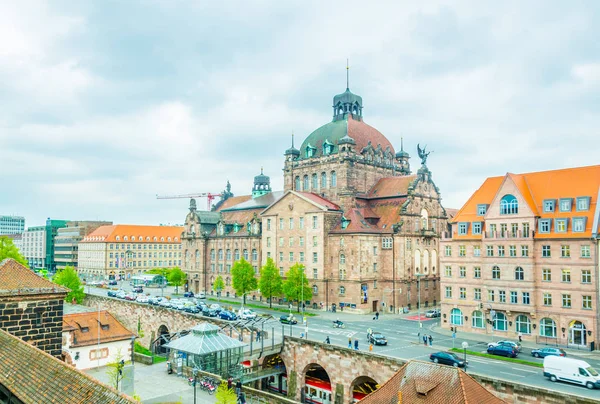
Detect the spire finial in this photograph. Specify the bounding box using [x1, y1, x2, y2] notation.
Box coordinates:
[291, 131, 294, 148]
[346, 59, 350, 90]
[261, 166, 263, 175]
[401, 137, 404, 151]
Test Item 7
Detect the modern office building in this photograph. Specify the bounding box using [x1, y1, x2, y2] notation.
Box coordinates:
[181, 79, 451, 313]
[440, 165, 600, 348]
[0, 215, 25, 236]
[54, 221, 112, 271]
[21, 226, 47, 269]
[77, 224, 184, 281]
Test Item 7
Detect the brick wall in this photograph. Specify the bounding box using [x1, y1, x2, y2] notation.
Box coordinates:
[0, 294, 65, 358]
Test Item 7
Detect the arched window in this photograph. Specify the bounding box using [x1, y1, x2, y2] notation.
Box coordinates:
[515, 266, 524, 280]
[226, 249, 232, 260]
[295, 176, 300, 190]
[450, 308, 463, 325]
[218, 249, 223, 260]
[500, 194, 519, 215]
[340, 254, 346, 264]
[243, 249, 249, 260]
[312, 173, 318, 189]
[339, 286, 346, 294]
[472, 310, 484, 328]
[321, 172, 327, 188]
[312, 285, 318, 294]
[330, 171, 337, 187]
[540, 318, 556, 338]
[516, 315, 531, 334]
[210, 249, 215, 261]
[420, 209, 429, 230]
[492, 266, 501, 279]
[303, 175, 309, 191]
[226, 277, 230, 286]
[234, 249, 240, 261]
[494, 312, 507, 331]
[252, 249, 258, 261]
[195, 250, 200, 259]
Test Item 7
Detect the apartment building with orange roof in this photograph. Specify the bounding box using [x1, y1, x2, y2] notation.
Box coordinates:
[440, 165, 600, 348]
[77, 224, 184, 281]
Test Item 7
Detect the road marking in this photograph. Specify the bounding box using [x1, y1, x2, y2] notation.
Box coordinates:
[511, 367, 538, 374]
[500, 371, 525, 378]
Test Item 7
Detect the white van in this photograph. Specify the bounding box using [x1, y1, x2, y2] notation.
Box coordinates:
[543, 356, 600, 389]
[197, 291, 206, 299]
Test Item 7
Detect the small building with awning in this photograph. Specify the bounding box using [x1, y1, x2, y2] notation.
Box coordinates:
[163, 322, 247, 378]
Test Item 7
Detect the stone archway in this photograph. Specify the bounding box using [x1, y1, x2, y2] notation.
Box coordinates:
[154, 324, 170, 355]
[350, 375, 379, 402]
[262, 353, 288, 395]
[302, 363, 332, 404]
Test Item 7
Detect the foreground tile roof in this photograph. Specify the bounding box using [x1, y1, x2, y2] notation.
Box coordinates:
[82, 224, 184, 243]
[63, 310, 136, 347]
[0, 327, 137, 403]
[365, 176, 417, 198]
[216, 195, 253, 211]
[361, 360, 504, 404]
[0, 259, 68, 297]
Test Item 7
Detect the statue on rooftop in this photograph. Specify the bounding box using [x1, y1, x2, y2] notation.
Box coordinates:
[417, 144, 432, 165]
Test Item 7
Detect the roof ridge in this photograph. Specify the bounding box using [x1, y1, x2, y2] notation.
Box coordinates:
[459, 368, 469, 403]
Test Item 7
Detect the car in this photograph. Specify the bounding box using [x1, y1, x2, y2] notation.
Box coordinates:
[132, 286, 144, 293]
[108, 280, 118, 286]
[219, 310, 238, 321]
[196, 291, 206, 299]
[183, 291, 194, 298]
[210, 304, 223, 313]
[279, 315, 298, 325]
[136, 295, 149, 304]
[429, 352, 467, 368]
[425, 309, 441, 318]
[239, 309, 257, 320]
[532, 347, 567, 358]
[116, 290, 127, 299]
[171, 301, 186, 310]
[124, 294, 137, 301]
[107, 290, 117, 297]
[487, 340, 522, 352]
[202, 307, 218, 317]
[368, 332, 388, 346]
[183, 306, 200, 314]
[487, 345, 518, 358]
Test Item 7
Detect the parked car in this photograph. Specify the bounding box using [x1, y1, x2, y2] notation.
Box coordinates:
[136, 295, 149, 304]
[183, 306, 200, 314]
[158, 299, 172, 308]
[108, 280, 118, 286]
[279, 315, 297, 325]
[219, 310, 238, 321]
[430, 352, 467, 368]
[425, 309, 441, 318]
[171, 301, 186, 310]
[532, 347, 567, 358]
[107, 290, 117, 297]
[124, 294, 137, 301]
[183, 291, 194, 298]
[196, 291, 206, 299]
[487, 340, 522, 352]
[210, 304, 223, 313]
[544, 356, 600, 389]
[487, 345, 518, 358]
[116, 290, 127, 299]
[132, 286, 144, 293]
[239, 309, 257, 320]
[202, 307, 218, 317]
[368, 332, 388, 346]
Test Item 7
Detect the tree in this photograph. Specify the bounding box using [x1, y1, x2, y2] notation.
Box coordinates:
[53, 266, 85, 303]
[259, 257, 283, 308]
[106, 349, 126, 391]
[213, 275, 225, 302]
[215, 381, 237, 404]
[0, 236, 28, 266]
[282, 263, 312, 312]
[231, 258, 257, 305]
[168, 267, 187, 294]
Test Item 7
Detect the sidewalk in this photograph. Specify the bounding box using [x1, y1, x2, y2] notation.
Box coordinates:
[430, 323, 600, 358]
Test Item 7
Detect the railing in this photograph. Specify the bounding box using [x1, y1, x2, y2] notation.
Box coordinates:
[535, 335, 592, 351]
[484, 230, 532, 239]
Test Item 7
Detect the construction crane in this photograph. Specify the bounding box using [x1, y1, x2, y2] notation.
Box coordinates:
[156, 192, 222, 210]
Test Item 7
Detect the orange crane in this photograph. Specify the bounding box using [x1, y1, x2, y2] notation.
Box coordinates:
[156, 192, 222, 210]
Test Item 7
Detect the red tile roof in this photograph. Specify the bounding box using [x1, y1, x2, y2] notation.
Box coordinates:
[0, 327, 137, 403]
[82, 224, 184, 243]
[366, 176, 417, 198]
[347, 115, 395, 155]
[63, 311, 136, 347]
[295, 192, 341, 211]
[361, 360, 504, 404]
[0, 259, 68, 297]
[216, 195, 252, 211]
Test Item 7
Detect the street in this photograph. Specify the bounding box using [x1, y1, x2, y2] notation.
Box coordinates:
[86, 285, 600, 400]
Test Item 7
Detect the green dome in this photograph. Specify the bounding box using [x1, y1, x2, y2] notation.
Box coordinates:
[333, 88, 363, 108]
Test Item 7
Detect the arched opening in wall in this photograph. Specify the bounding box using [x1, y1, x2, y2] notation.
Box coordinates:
[303, 363, 332, 404]
[153, 324, 170, 355]
[263, 353, 288, 395]
[420, 208, 429, 230]
[351, 375, 379, 402]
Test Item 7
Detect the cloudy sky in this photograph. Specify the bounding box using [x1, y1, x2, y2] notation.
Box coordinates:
[1, 1, 598, 228]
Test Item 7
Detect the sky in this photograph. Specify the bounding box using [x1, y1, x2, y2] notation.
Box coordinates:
[1, 1, 599, 228]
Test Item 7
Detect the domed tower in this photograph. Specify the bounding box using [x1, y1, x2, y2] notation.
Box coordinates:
[252, 168, 272, 199]
[395, 138, 411, 175]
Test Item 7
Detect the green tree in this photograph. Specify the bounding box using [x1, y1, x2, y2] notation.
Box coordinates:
[215, 381, 237, 404]
[0, 236, 28, 266]
[282, 263, 312, 312]
[106, 349, 126, 390]
[259, 257, 283, 308]
[168, 267, 187, 294]
[213, 275, 225, 302]
[53, 266, 85, 303]
[231, 258, 257, 305]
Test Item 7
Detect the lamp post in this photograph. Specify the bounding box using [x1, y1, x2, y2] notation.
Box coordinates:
[416, 274, 425, 331]
[192, 368, 198, 404]
[462, 341, 469, 371]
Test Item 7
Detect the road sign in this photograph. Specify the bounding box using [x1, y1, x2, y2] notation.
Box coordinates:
[452, 332, 456, 339]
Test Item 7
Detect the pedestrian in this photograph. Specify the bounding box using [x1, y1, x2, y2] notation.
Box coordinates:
[423, 335, 427, 346]
[325, 336, 331, 344]
[375, 311, 379, 320]
[256, 331, 260, 342]
[369, 344, 373, 352]
[238, 392, 246, 404]
[320, 302, 324, 310]
[235, 380, 242, 396]
[348, 337, 352, 348]
[428, 335, 433, 346]
[518, 332, 523, 343]
[354, 339, 359, 350]
[227, 377, 233, 390]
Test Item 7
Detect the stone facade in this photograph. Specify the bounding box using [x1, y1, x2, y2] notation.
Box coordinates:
[0, 295, 64, 358]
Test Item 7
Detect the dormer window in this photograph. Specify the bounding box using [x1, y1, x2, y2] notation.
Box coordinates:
[233, 223, 240, 233]
[323, 140, 334, 155]
[101, 324, 109, 331]
[305, 144, 317, 158]
[341, 217, 350, 230]
[559, 198, 572, 212]
[472, 222, 482, 235]
[458, 223, 468, 235]
[576, 197, 590, 211]
[477, 204, 488, 216]
[500, 195, 518, 215]
[543, 199, 556, 212]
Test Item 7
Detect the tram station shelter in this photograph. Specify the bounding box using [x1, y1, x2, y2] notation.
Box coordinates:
[163, 323, 246, 377]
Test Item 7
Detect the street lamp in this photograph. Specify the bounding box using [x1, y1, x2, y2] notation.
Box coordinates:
[192, 367, 198, 404]
[462, 341, 469, 371]
[415, 273, 425, 331]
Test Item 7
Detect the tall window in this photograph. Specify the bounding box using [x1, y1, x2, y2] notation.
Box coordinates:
[459, 245, 466, 256]
[583, 295, 592, 310]
[582, 270, 591, 284]
[445, 287, 452, 298]
[515, 266, 524, 280]
[252, 249, 258, 261]
[500, 194, 519, 214]
[561, 269, 571, 282]
[340, 254, 346, 264]
[289, 218, 294, 229]
[450, 308, 463, 325]
[295, 176, 300, 190]
[303, 175, 309, 190]
[542, 245, 551, 257]
[540, 318, 556, 337]
[521, 245, 529, 257]
[474, 246, 481, 257]
[235, 249, 240, 260]
[321, 172, 327, 188]
[474, 267, 481, 278]
[459, 266, 466, 277]
[543, 293, 552, 306]
[311, 173, 318, 189]
[330, 171, 337, 187]
[494, 312, 507, 331]
[562, 294, 572, 308]
[509, 245, 516, 257]
[299, 217, 304, 229]
[474, 288, 481, 300]
[472, 310, 484, 328]
[459, 287, 466, 299]
[279, 218, 284, 230]
[243, 249, 249, 260]
[312, 216, 318, 229]
[515, 315, 531, 334]
[492, 266, 501, 279]
[561, 245, 570, 258]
